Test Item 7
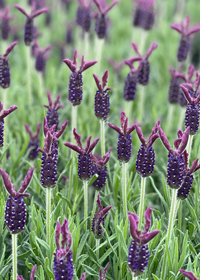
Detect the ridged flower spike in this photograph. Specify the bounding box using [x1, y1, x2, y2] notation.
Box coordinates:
[135, 120, 160, 177]
[0, 167, 34, 234]
[34, 42, 53, 74]
[76, 0, 92, 32]
[63, 50, 97, 106]
[132, 42, 158, 85]
[179, 269, 199, 280]
[53, 218, 74, 280]
[93, 0, 118, 39]
[170, 16, 200, 62]
[133, 0, 155, 30]
[93, 70, 111, 120]
[91, 193, 112, 238]
[17, 264, 37, 280]
[0, 6, 14, 40]
[0, 102, 18, 147]
[64, 129, 100, 180]
[99, 263, 110, 280]
[0, 41, 18, 88]
[24, 122, 41, 159]
[14, 4, 48, 46]
[159, 126, 190, 189]
[107, 111, 135, 162]
[128, 207, 160, 276]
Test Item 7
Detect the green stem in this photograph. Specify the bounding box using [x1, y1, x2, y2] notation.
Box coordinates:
[95, 37, 104, 73]
[138, 177, 146, 229]
[12, 233, 17, 280]
[96, 239, 100, 259]
[177, 106, 185, 131]
[71, 105, 78, 143]
[122, 162, 127, 219]
[46, 188, 51, 245]
[26, 47, 32, 109]
[178, 200, 182, 231]
[138, 85, 145, 123]
[84, 32, 90, 60]
[100, 120, 105, 156]
[2, 89, 7, 168]
[187, 134, 193, 160]
[84, 180, 88, 231]
[132, 273, 137, 280]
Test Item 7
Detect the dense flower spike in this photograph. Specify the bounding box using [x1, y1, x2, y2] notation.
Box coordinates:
[171, 16, 200, 62]
[0, 6, 14, 40]
[33, 42, 53, 74]
[179, 269, 199, 280]
[91, 193, 112, 238]
[159, 126, 190, 189]
[38, 117, 68, 188]
[24, 122, 41, 160]
[17, 264, 37, 280]
[0, 102, 17, 147]
[44, 90, 64, 131]
[132, 42, 158, 85]
[107, 111, 135, 162]
[64, 129, 100, 180]
[168, 68, 186, 104]
[53, 218, 74, 280]
[99, 263, 110, 280]
[93, 70, 111, 120]
[0, 41, 18, 88]
[128, 207, 160, 276]
[63, 50, 97, 106]
[133, 0, 155, 30]
[135, 121, 159, 177]
[76, 0, 92, 32]
[93, 0, 118, 39]
[0, 167, 34, 234]
[14, 4, 48, 46]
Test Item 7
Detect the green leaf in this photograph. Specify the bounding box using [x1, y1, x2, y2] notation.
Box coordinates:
[152, 273, 160, 280]
[116, 225, 128, 255]
[18, 250, 32, 260]
[76, 231, 89, 260]
[88, 174, 99, 186]
[44, 257, 54, 280]
[82, 264, 98, 276]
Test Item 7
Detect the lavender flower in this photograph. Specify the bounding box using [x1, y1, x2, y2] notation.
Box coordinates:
[99, 263, 109, 280]
[171, 16, 200, 62]
[38, 117, 68, 188]
[93, 0, 118, 39]
[17, 265, 37, 280]
[0, 6, 14, 40]
[24, 122, 41, 160]
[0, 41, 18, 88]
[34, 42, 53, 74]
[159, 126, 190, 189]
[53, 218, 73, 280]
[132, 42, 158, 85]
[93, 70, 111, 120]
[44, 90, 64, 131]
[168, 68, 186, 104]
[133, 0, 155, 30]
[0, 102, 17, 147]
[91, 193, 111, 238]
[135, 121, 160, 177]
[0, 0, 4, 8]
[179, 269, 199, 280]
[107, 111, 135, 162]
[178, 65, 195, 106]
[128, 207, 160, 276]
[0, 167, 34, 234]
[76, 0, 92, 32]
[63, 50, 97, 106]
[64, 129, 100, 180]
[14, 4, 48, 46]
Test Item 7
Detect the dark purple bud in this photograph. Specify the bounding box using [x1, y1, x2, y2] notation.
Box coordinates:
[17, 167, 34, 195]
[178, 35, 191, 62]
[167, 153, 185, 189]
[95, 13, 107, 39]
[185, 104, 200, 135]
[76, 4, 84, 26]
[68, 71, 83, 105]
[133, 0, 155, 30]
[136, 144, 155, 177]
[35, 44, 52, 73]
[0, 0, 4, 8]
[179, 269, 199, 280]
[25, 123, 41, 159]
[177, 173, 193, 200]
[0, 6, 14, 40]
[123, 72, 138, 100]
[117, 134, 132, 162]
[78, 153, 93, 180]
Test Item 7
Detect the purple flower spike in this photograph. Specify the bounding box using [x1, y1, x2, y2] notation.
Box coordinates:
[93, 0, 118, 39]
[132, 42, 158, 85]
[53, 218, 73, 280]
[107, 111, 135, 162]
[171, 16, 200, 62]
[0, 6, 15, 40]
[0, 102, 17, 147]
[76, 0, 92, 32]
[133, 0, 155, 30]
[128, 207, 160, 276]
[63, 50, 97, 106]
[25, 122, 41, 160]
[14, 4, 48, 46]
[17, 264, 37, 280]
[135, 121, 160, 177]
[0, 167, 34, 234]
[34, 42, 53, 74]
[99, 263, 110, 280]
[179, 269, 199, 280]
[0, 41, 18, 88]
[93, 70, 111, 120]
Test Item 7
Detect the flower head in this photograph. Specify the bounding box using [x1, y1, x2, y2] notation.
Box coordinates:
[24, 122, 41, 159]
[133, 0, 155, 30]
[33, 41, 53, 74]
[179, 269, 199, 280]
[76, 0, 92, 32]
[0, 6, 14, 40]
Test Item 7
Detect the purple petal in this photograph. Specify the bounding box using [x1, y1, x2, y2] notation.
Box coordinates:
[43, 117, 48, 136]
[104, 1, 118, 14]
[93, 74, 102, 92]
[0, 102, 3, 112]
[85, 136, 92, 153]
[30, 265, 37, 280]
[87, 138, 100, 154]
[147, 134, 159, 147]
[145, 42, 158, 60]
[55, 221, 61, 250]
[187, 25, 200, 36]
[149, 120, 160, 137]
[102, 70, 109, 89]
[18, 167, 34, 194]
[177, 126, 190, 154]
[126, 123, 136, 135]
[179, 269, 199, 280]
[61, 218, 69, 249]
[96, 192, 103, 210]
[4, 41, 18, 57]
[0, 169, 16, 197]
[189, 159, 199, 174]
[45, 131, 53, 154]
[124, 57, 142, 70]
[73, 128, 83, 149]
[46, 90, 53, 108]
[144, 207, 152, 234]
[187, 65, 195, 83]
[100, 206, 112, 218]
[81, 60, 97, 72]
[179, 85, 192, 103]
[54, 120, 68, 139]
[158, 127, 175, 155]
[24, 123, 33, 138]
[103, 262, 110, 278]
[131, 42, 141, 57]
[17, 276, 24, 280]
[135, 125, 146, 146]
[170, 24, 182, 33]
[174, 139, 182, 149]
[0, 105, 17, 119]
[31, 8, 48, 19]
[62, 59, 76, 72]
[128, 215, 141, 243]
[120, 111, 126, 128]
[34, 123, 41, 138]
[141, 230, 160, 244]
[183, 150, 189, 170]
[107, 122, 122, 135]
[93, 0, 103, 13]
[79, 272, 86, 280]
[64, 142, 83, 154]
[14, 5, 29, 17]
[194, 73, 200, 92]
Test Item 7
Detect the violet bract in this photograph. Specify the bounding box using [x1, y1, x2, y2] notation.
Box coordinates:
[179, 269, 199, 280]
[99, 263, 110, 280]
[17, 264, 37, 280]
[24, 122, 41, 160]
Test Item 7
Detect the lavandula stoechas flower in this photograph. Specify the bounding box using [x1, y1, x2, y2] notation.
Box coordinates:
[14, 4, 48, 46]
[17, 264, 37, 280]
[91, 193, 111, 238]
[0, 41, 18, 88]
[180, 74, 200, 135]
[107, 111, 135, 162]
[0, 167, 34, 234]
[133, 0, 155, 30]
[76, 0, 92, 32]
[44, 90, 64, 132]
[170, 16, 200, 62]
[38, 117, 68, 188]
[178, 65, 195, 106]
[93, 0, 118, 39]
[99, 263, 110, 280]
[53, 218, 73, 280]
[128, 207, 160, 276]
[64, 129, 100, 180]
[168, 68, 186, 104]
[135, 120, 160, 177]
[93, 70, 111, 120]
[33, 42, 53, 74]
[179, 269, 199, 280]
[132, 42, 158, 85]
[0, 0, 4, 8]
[24, 122, 41, 160]
[63, 50, 97, 106]
[108, 58, 124, 80]
[159, 126, 190, 189]
[91, 149, 111, 190]
[0, 6, 14, 40]
[0, 102, 17, 147]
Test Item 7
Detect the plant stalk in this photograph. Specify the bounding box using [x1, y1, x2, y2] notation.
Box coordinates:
[187, 134, 193, 160]
[84, 180, 88, 231]
[100, 119, 105, 156]
[132, 273, 137, 280]
[96, 238, 100, 259]
[138, 85, 145, 123]
[138, 177, 146, 229]
[26, 47, 32, 109]
[122, 162, 127, 219]
[46, 188, 51, 245]
[12, 233, 17, 280]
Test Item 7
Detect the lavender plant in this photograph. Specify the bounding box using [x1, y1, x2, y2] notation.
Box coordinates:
[0, 6, 14, 40]
[133, 0, 155, 30]
[76, 0, 92, 33]
[24, 122, 41, 160]
[34, 42, 53, 75]
[168, 68, 186, 104]
[17, 264, 37, 280]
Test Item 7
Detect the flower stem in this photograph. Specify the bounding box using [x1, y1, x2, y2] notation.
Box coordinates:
[96, 238, 100, 259]
[100, 119, 105, 156]
[138, 177, 146, 229]
[165, 105, 174, 135]
[46, 188, 51, 245]
[138, 85, 145, 123]
[2, 89, 7, 169]
[122, 162, 127, 219]
[71, 105, 78, 143]
[186, 134, 193, 160]
[132, 273, 137, 280]
[26, 47, 32, 109]
[12, 233, 17, 280]
[84, 180, 88, 231]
